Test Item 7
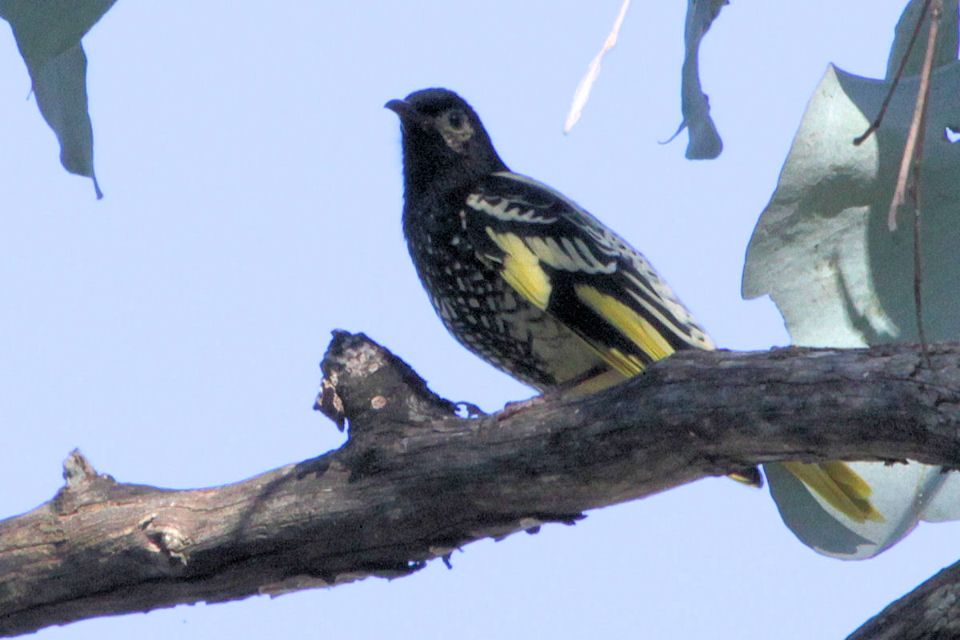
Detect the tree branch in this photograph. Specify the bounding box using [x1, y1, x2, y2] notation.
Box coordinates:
[849, 559, 960, 640]
[2, 331, 960, 637]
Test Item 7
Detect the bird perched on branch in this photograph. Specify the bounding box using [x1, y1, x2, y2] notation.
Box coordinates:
[386, 87, 881, 523]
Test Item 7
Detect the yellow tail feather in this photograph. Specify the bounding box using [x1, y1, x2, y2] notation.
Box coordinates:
[819, 460, 873, 499]
[781, 461, 884, 523]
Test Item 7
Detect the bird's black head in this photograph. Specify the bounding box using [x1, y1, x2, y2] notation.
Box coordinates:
[386, 88, 508, 203]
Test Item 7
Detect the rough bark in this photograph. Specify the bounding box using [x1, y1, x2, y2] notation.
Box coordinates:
[1, 331, 959, 638]
[849, 560, 960, 640]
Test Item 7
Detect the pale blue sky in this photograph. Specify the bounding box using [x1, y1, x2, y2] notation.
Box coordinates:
[2, 2, 957, 639]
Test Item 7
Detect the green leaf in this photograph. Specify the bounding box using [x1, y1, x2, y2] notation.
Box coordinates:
[742, 59, 960, 559]
[671, 0, 726, 159]
[886, 0, 958, 79]
[0, 0, 117, 198]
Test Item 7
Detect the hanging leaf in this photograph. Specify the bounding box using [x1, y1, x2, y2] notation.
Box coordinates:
[667, 0, 726, 159]
[0, 0, 117, 198]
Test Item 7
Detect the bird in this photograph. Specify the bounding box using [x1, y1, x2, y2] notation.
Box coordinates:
[385, 87, 881, 523]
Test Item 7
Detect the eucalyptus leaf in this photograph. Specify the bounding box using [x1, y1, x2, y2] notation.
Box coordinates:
[0, 0, 116, 198]
[743, 60, 960, 558]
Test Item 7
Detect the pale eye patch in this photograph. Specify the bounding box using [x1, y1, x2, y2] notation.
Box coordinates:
[438, 109, 474, 152]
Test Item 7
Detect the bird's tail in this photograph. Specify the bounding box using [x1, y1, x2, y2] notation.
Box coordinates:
[777, 461, 884, 523]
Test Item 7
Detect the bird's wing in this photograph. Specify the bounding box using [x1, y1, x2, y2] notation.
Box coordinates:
[462, 173, 882, 522]
[461, 171, 714, 378]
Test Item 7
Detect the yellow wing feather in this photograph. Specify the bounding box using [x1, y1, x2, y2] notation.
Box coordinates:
[485, 229, 552, 310]
[573, 284, 676, 364]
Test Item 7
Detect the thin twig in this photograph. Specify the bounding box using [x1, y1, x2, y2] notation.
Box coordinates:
[888, 0, 941, 232]
[904, 0, 942, 367]
[854, 0, 933, 146]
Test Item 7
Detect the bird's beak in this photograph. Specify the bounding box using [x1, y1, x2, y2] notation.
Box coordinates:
[385, 99, 430, 130]
[384, 99, 413, 118]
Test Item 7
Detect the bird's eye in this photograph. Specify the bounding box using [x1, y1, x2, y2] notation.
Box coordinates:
[447, 111, 465, 129]
[437, 108, 474, 152]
